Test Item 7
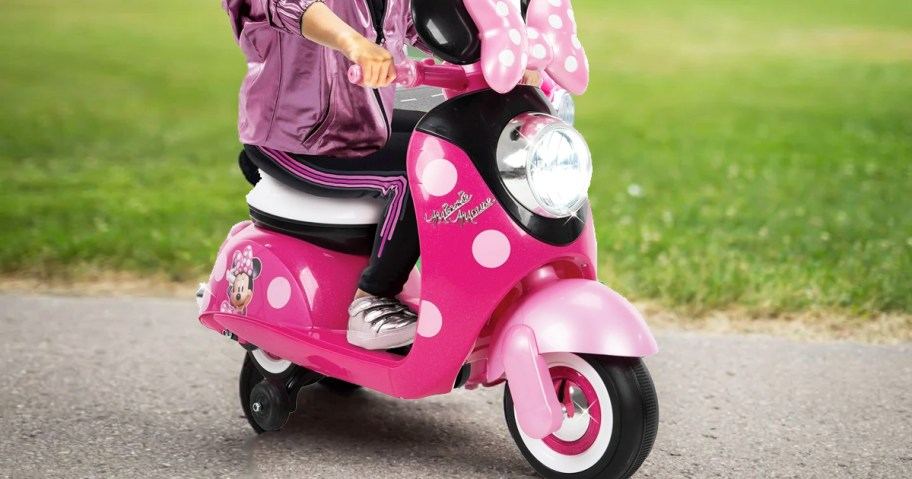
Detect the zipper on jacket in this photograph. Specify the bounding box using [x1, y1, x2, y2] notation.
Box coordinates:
[367, 0, 391, 144]
[368, 0, 387, 45]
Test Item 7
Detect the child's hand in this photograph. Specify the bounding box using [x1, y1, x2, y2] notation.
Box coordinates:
[343, 35, 396, 88]
[298, 4, 396, 89]
[521, 70, 543, 87]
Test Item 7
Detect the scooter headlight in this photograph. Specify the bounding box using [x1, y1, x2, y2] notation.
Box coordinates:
[551, 89, 576, 125]
[496, 113, 592, 218]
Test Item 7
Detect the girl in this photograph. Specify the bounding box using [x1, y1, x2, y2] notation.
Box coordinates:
[223, 0, 428, 350]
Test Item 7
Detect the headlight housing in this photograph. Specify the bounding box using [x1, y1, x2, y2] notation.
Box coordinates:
[496, 113, 592, 218]
[550, 88, 576, 125]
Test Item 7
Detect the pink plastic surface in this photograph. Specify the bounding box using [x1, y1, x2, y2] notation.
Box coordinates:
[486, 278, 660, 383]
[348, 61, 469, 91]
[502, 325, 563, 438]
[542, 366, 602, 454]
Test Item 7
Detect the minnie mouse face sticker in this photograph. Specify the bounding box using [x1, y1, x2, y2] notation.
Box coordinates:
[222, 246, 262, 315]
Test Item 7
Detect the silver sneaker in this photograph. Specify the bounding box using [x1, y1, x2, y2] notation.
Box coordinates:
[347, 296, 418, 350]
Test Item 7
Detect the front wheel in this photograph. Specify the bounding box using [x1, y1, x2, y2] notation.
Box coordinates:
[504, 353, 658, 479]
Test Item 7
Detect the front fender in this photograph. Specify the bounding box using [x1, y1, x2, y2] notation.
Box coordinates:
[487, 279, 658, 383]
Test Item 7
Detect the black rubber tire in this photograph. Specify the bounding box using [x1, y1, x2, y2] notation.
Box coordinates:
[239, 353, 266, 434]
[249, 379, 292, 432]
[318, 376, 362, 393]
[504, 354, 659, 479]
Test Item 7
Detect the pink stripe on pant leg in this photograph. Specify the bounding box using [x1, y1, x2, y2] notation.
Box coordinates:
[257, 147, 408, 257]
[263, 147, 407, 240]
[260, 147, 404, 242]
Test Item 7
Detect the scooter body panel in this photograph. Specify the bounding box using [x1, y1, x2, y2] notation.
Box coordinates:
[198, 222, 368, 334]
[400, 131, 598, 398]
[486, 279, 659, 383]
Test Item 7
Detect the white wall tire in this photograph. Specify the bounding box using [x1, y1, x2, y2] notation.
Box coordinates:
[504, 353, 659, 479]
[250, 348, 295, 378]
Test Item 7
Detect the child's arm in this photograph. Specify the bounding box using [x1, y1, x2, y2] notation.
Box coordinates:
[299, 2, 396, 88]
[264, 1, 394, 88]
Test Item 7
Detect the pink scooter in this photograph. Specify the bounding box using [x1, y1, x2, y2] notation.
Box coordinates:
[198, 4, 658, 478]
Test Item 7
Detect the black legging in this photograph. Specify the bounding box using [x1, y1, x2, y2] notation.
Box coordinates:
[240, 109, 423, 297]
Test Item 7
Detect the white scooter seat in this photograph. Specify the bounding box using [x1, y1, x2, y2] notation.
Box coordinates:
[246, 171, 386, 255]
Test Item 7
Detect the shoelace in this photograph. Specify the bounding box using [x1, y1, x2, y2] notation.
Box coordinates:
[350, 297, 417, 332]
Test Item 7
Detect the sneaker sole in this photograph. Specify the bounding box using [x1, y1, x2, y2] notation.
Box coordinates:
[347, 325, 417, 351]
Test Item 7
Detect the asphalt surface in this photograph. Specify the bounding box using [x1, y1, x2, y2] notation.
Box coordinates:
[1, 294, 910, 478]
[395, 85, 446, 112]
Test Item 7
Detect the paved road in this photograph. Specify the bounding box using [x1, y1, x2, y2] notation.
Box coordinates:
[395, 85, 446, 112]
[1, 294, 910, 478]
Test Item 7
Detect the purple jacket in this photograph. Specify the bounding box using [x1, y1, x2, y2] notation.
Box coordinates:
[222, 0, 425, 157]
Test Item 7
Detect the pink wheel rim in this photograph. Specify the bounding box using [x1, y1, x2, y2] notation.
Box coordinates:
[542, 366, 602, 455]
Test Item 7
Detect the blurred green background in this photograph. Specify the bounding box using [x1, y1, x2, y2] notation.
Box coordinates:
[1, 0, 910, 315]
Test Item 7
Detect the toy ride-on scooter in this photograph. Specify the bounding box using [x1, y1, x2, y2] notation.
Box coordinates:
[197, 1, 659, 477]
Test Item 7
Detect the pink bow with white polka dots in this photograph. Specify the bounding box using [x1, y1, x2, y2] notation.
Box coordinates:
[464, 0, 588, 95]
[231, 246, 255, 277]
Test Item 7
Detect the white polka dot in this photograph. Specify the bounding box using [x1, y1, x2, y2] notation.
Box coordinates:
[572, 35, 582, 50]
[421, 159, 458, 197]
[499, 49, 515, 67]
[299, 268, 317, 306]
[213, 253, 227, 281]
[472, 230, 511, 268]
[527, 28, 540, 39]
[267, 277, 291, 309]
[549, 14, 563, 29]
[495, 1, 509, 16]
[199, 287, 212, 313]
[565, 55, 579, 73]
[521, 52, 528, 66]
[548, 0, 562, 6]
[508, 29, 522, 45]
[417, 300, 443, 338]
[567, 8, 575, 23]
[532, 44, 547, 59]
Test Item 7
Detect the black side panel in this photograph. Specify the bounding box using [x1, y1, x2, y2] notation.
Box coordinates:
[416, 87, 588, 246]
[249, 206, 376, 256]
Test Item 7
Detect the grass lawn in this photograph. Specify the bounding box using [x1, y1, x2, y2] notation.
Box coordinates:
[1, 0, 910, 315]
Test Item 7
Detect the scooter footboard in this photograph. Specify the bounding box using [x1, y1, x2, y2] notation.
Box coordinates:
[487, 279, 658, 383]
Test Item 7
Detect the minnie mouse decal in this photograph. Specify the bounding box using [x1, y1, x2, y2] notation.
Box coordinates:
[221, 245, 262, 315]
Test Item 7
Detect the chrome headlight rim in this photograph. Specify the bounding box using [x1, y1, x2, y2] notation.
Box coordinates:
[550, 88, 576, 125]
[526, 121, 591, 217]
[496, 112, 592, 219]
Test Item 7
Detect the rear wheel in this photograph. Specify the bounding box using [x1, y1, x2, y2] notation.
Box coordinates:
[504, 353, 658, 479]
[239, 352, 321, 433]
[239, 354, 267, 434]
[250, 347, 296, 379]
[248, 379, 292, 431]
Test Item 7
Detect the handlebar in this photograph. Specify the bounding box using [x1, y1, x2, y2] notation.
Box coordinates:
[348, 60, 469, 91]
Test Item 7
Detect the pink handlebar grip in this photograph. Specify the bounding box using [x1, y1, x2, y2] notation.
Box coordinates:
[348, 62, 417, 87]
[347, 65, 362, 84]
[348, 60, 469, 91]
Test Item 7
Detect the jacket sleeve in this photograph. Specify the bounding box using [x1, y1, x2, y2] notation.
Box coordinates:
[265, 0, 324, 36]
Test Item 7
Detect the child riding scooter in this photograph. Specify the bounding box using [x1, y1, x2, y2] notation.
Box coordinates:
[200, 1, 659, 478]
